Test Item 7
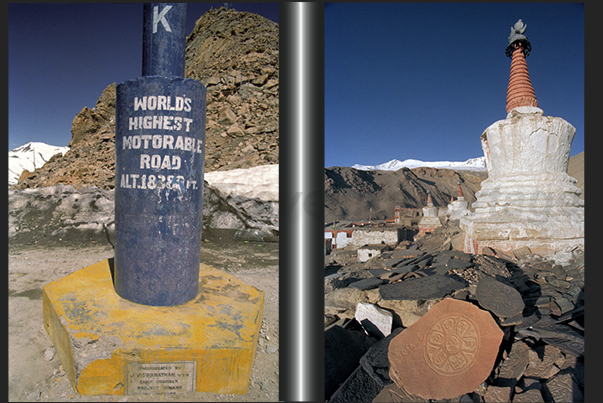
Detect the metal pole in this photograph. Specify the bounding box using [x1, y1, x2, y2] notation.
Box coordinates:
[142, 3, 187, 77]
[114, 3, 207, 306]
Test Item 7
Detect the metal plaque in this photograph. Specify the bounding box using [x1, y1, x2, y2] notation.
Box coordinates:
[126, 361, 196, 394]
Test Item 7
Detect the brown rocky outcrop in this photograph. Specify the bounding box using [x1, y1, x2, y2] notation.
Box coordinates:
[16, 7, 278, 190]
[324, 166, 486, 222]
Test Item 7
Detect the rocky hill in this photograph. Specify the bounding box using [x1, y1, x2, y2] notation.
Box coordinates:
[16, 7, 278, 190]
[326, 152, 585, 223]
[325, 166, 486, 222]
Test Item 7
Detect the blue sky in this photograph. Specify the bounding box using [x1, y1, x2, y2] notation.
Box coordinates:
[325, 3, 584, 168]
[8, 3, 278, 151]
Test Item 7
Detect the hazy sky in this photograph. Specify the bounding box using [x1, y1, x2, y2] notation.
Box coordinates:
[8, 3, 279, 150]
[325, 3, 584, 168]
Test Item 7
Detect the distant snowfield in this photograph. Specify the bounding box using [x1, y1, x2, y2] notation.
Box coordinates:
[204, 164, 279, 202]
[8, 142, 69, 185]
[351, 157, 487, 172]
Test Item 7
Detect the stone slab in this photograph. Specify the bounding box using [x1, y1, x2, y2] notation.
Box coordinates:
[475, 276, 525, 318]
[514, 388, 545, 403]
[543, 373, 583, 402]
[446, 259, 474, 270]
[388, 298, 503, 400]
[329, 365, 383, 403]
[349, 277, 385, 291]
[325, 325, 375, 399]
[43, 259, 264, 395]
[360, 328, 403, 387]
[372, 383, 424, 402]
[493, 341, 529, 387]
[382, 257, 407, 269]
[379, 275, 466, 301]
[524, 345, 565, 379]
[483, 385, 511, 402]
[355, 302, 393, 339]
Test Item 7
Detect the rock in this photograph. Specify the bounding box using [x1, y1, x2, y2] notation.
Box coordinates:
[349, 277, 384, 291]
[513, 246, 533, 260]
[329, 366, 383, 403]
[522, 318, 584, 357]
[379, 275, 466, 301]
[359, 328, 403, 387]
[483, 385, 512, 402]
[446, 258, 474, 270]
[388, 298, 504, 400]
[226, 122, 245, 136]
[475, 276, 525, 318]
[43, 347, 56, 361]
[523, 345, 565, 379]
[543, 373, 583, 402]
[378, 298, 438, 328]
[372, 382, 424, 403]
[513, 388, 544, 403]
[551, 297, 574, 316]
[473, 255, 512, 278]
[493, 341, 529, 388]
[325, 287, 368, 312]
[355, 302, 393, 339]
[325, 325, 376, 399]
[217, 106, 237, 125]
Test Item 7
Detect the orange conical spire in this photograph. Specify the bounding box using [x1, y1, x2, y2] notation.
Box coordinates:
[457, 180, 464, 198]
[505, 20, 538, 113]
[426, 191, 433, 206]
[506, 43, 538, 112]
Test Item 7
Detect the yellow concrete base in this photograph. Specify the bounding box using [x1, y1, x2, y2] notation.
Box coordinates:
[42, 259, 264, 396]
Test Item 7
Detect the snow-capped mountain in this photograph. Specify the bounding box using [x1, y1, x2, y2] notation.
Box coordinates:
[352, 157, 486, 172]
[8, 142, 69, 185]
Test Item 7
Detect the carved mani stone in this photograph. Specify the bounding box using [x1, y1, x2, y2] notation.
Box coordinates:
[476, 276, 525, 318]
[388, 298, 503, 400]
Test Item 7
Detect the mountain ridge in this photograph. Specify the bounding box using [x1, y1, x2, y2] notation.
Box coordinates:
[351, 156, 486, 172]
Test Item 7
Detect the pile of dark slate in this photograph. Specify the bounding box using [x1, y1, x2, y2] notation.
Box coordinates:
[324, 231, 584, 402]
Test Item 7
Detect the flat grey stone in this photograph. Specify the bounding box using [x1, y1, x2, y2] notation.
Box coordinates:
[543, 373, 583, 403]
[382, 257, 406, 269]
[391, 249, 423, 259]
[476, 276, 525, 318]
[329, 365, 383, 403]
[423, 265, 450, 276]
[349, 277, 385, 291]
[534, 324, 584, 357]
[325, 325, 376, 399]
[391, 263, 417, 275]
[494, 341, 529, 387]
[369, 268, 389, 278]
[446, 258, 473, 270]
[359, 328, 403, 387]
[379, 275, 466, 300]
[513, 388, 544, 402]
[524, 344, 565, 379]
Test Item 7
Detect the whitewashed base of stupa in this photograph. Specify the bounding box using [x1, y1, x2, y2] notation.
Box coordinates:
[460, 107, 584, 257]
[448, 199, 470, 221]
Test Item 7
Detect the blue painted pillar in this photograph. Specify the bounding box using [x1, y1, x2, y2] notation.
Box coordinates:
[114, 3, 207, 306]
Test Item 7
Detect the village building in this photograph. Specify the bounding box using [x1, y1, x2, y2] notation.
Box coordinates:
[357, 244, 390, 263]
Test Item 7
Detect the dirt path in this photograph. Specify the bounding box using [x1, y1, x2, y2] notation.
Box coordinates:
[8, 240, 279, 402]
